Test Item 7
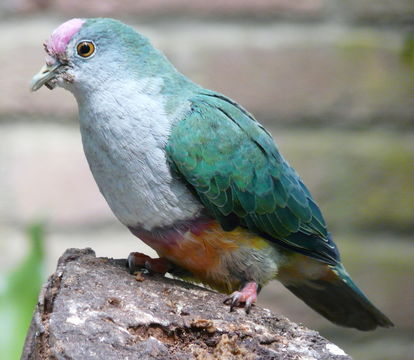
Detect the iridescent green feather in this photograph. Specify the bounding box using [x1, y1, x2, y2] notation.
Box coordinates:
[166, 91, 339, 265]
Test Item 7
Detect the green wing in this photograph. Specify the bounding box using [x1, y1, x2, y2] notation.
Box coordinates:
[166, 91, 339, 265]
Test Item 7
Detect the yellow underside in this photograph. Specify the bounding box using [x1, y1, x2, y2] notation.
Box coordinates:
[277, 252, 337, 285]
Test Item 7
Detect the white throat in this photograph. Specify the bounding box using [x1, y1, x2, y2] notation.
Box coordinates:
[74, 77, 202, 230]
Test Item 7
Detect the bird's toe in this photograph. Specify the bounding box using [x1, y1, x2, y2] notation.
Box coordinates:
[223, 281, 258, 314]
[127, 252, 172, 275]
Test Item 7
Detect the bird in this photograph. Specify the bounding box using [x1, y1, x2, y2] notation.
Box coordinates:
[31, 18, 393, 331]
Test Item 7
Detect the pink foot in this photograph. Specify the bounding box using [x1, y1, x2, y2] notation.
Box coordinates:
[223, 282, 258, 314]
[127, 252, 172, 275]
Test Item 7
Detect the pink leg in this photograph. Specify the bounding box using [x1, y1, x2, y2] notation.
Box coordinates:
[127, 252, 172, 275]
[223, 282, 259, 314]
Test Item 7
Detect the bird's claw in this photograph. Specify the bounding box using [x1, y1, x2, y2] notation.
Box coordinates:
[127, 252, 172, 275]
[223, 293, 242, 312]
[223, 282, 258, 314]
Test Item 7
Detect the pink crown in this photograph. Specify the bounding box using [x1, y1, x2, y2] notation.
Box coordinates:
[46, 18, 85, 56]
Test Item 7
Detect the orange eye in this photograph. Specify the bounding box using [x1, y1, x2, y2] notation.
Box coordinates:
[76, 41, 95, 58]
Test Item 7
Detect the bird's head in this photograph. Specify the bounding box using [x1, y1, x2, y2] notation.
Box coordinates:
[31, 18, 167, 94]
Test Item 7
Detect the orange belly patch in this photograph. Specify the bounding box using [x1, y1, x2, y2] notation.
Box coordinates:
[164, 222, 267, 270]
[137, 220, 271, 292]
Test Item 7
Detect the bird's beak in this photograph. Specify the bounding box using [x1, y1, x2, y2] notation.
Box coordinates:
[30, 62, 62, 92]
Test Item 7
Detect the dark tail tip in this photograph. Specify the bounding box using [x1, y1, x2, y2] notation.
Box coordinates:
[282, 265, 394, 331]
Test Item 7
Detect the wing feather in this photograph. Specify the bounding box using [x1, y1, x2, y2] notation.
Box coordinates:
[166, 92, 340, 264]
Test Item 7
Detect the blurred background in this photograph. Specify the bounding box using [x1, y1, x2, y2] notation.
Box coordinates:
[0, 1, 413, 359]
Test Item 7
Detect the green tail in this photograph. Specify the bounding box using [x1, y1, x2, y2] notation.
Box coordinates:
[282, 264, 394, 331]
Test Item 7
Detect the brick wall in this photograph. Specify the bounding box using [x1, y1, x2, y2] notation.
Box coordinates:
[0, 2, 413, 353]
[1, 0, 413, 126]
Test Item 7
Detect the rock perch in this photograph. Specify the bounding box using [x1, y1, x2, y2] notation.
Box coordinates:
[22, 248, 351, 359]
